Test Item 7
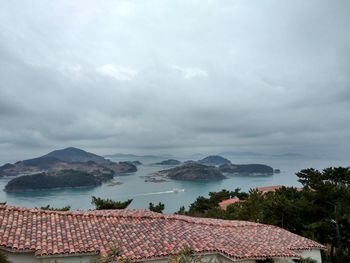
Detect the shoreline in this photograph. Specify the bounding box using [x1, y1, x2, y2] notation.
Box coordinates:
[4, 184, 98, 193]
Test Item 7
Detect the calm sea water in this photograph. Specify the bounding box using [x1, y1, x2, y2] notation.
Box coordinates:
[0, 157, 348, 213]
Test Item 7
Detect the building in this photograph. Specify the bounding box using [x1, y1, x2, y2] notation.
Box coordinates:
[255, 185, 303, 194]
[0, 205, 324, 263]
[218, 197, 241, 210]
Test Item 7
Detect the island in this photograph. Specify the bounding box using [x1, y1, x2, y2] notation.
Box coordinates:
[0, 147, 137, 177]
[155, 159, 181, 165]
[196, 155, 274, 175]
[4, 169, 113, 192]
[157, 163, 225, 181]
[219, 163, 273, 174]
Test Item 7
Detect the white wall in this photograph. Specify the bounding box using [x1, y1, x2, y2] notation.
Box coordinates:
[2, 249, 322, 263]
[300, 249, 322, 263]
[3, 251, 96, 263]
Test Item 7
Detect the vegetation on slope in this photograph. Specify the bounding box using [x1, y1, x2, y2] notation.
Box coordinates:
[5, 170, 106, 191]
[198, 155, 232, 166]
[160, 163, 225, 180]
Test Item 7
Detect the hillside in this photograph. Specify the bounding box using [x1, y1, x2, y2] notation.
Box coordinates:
[43, 147, 110, 164]
[4, 169, 111, 192]
[198, 155, 232, 166]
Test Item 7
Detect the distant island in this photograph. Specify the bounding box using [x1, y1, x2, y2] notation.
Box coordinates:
[5, 169, 112, 192]
[128, 161, 142, 166]
[158, 162, 225, 181]
[219, 163, 273, 174]
[198, 155, 231, 166]
[155, 159, 181, 165]
[197, 155, 274, 175]
[153, 155, 275, 181]
[0, 147, 137, 178]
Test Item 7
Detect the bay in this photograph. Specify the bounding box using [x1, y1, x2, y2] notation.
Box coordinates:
[0, 157, 348, 213]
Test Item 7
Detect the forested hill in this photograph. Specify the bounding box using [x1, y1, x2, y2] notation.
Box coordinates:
[43, 147, 110, 164]
[4, 169, 112, 192]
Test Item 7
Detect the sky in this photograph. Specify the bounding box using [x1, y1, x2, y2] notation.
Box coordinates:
[0, 0, 349, 163]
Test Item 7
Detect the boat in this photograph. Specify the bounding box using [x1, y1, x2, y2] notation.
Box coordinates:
[172, 188, 185, 193]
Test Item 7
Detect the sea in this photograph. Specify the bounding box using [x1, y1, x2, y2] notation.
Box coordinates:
[0, 156, 348, 213]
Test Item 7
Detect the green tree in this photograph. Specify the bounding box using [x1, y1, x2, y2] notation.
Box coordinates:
[0, 251, 11, 263]
[149, 202, 165, 213]
[92, 244, 133, 263]
[169, 247, 203, 263]
[40, 205, 71, 211]
[175, 206, 186, 215]
[296, 167, 350, 261]
[91, 196, 132, 210]
[234, 189, 264, 222]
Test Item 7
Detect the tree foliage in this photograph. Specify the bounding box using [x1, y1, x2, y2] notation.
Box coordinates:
[0, 251, 10, 263]
[181, 167, 350, 262]
[149, 202, 165, 213]
[92, 244, 134, 263]
[169, 247, 206, 263]
[40, 205, 71, 211]
[91, 196, 132, 210]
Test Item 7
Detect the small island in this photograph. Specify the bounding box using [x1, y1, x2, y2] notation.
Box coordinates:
[155, 159, 181, 165]
[5, 169, 113, 192]
[219, 163, 273, 174]
[128, 160, 142, 166]
[158, 163, 225, 181]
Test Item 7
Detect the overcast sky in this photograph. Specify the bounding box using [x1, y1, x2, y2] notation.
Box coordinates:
[0, 0, 349, 163]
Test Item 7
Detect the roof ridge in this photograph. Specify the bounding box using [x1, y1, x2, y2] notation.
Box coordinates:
[0, 205, 260, 227]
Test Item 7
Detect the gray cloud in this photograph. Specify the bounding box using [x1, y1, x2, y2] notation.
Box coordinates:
[0, 0, 349, 163]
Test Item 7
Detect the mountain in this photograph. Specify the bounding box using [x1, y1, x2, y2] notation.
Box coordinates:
[20, 156, 62, 169]
[198, 155, 232, 166]
[158, 163, 225, 181]
[43, 147, 110, 164]
[0, 147, 137, 177]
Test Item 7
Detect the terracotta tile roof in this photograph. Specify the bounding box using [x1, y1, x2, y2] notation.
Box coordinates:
[218, 198, 241, 210]
[0, 205, 325, 261]
[256, 185, 284, 193]
[256, 185, 303, 194]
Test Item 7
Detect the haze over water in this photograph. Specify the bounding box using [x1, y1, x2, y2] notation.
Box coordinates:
[0, 156, 347, 213]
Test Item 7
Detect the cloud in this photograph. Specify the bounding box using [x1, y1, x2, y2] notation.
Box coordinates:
[0, 0, 349, 163]
[172, 66, 208, 79]
[96, 64, 137, 81]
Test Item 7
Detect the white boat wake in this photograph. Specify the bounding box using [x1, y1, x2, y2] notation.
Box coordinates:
[132, 188, 185, 197]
